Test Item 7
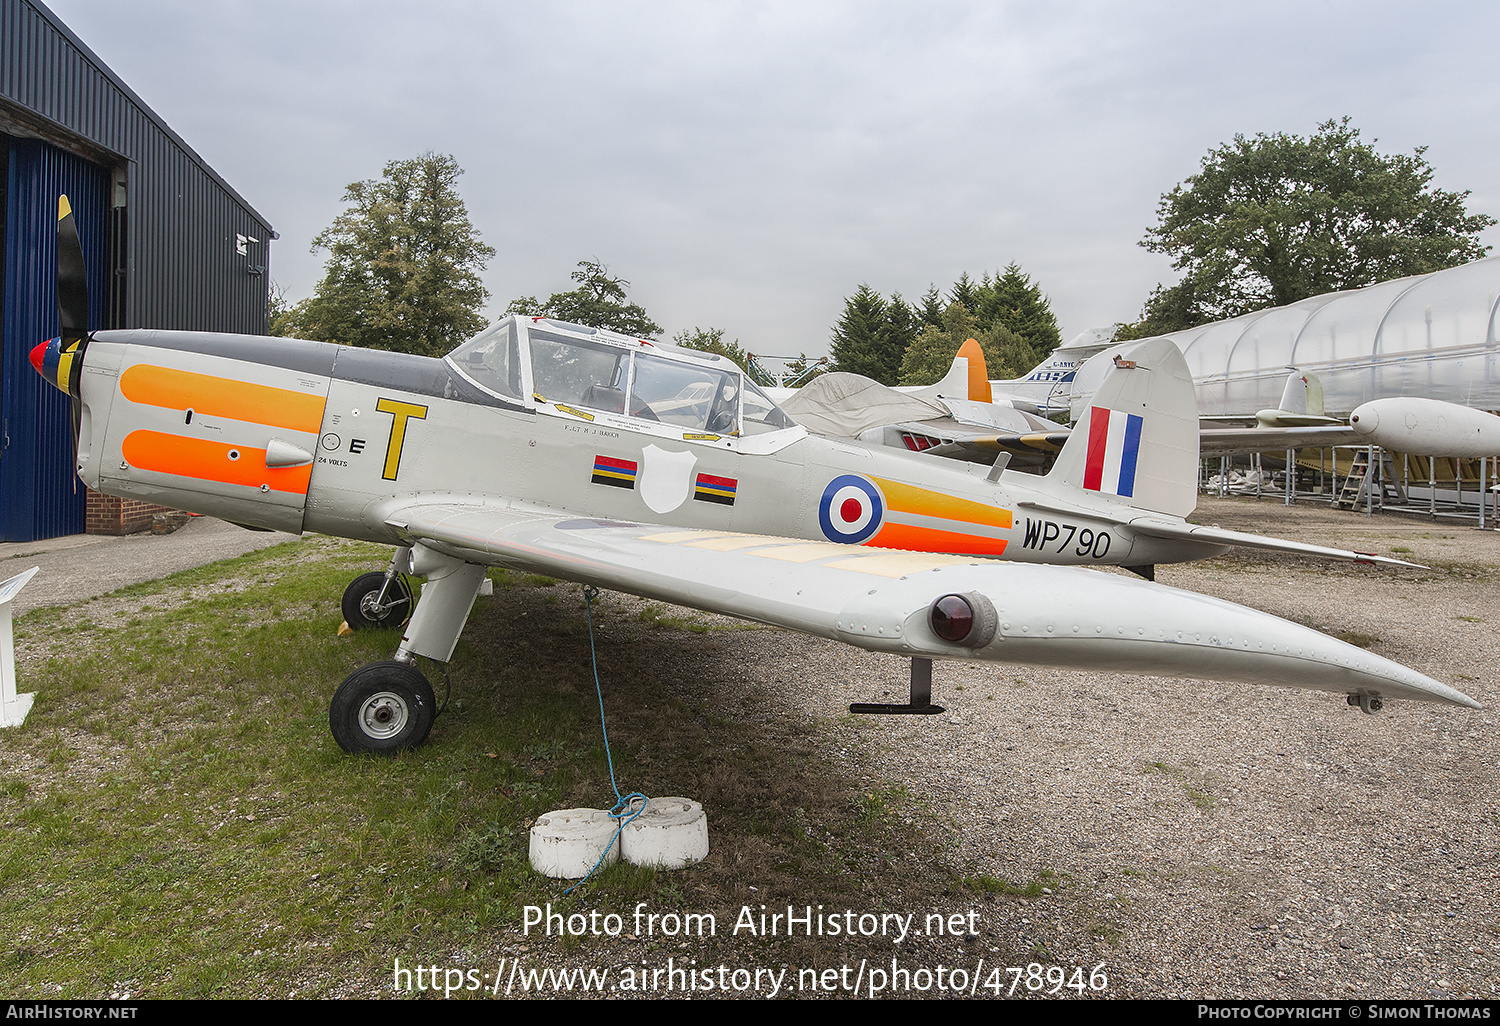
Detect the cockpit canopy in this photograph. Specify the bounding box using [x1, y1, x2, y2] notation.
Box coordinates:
[445, 315, 795, 437]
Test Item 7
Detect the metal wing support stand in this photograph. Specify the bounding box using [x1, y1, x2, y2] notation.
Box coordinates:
[0, 567, 39, 728]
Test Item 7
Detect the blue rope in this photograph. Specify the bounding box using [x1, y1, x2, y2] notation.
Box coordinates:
[563, 585, 647, 895]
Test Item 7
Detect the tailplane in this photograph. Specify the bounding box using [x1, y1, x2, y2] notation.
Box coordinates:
[1047, 338, 1198, 517]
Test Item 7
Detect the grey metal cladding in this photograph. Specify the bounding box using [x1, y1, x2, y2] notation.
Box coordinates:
[2, 0, 274, 335]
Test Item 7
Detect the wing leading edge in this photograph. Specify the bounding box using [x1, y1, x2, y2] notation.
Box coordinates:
[376, 498, 1476, 709]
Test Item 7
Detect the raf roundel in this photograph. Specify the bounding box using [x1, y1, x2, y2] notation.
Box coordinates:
[818, 474, 885, 544]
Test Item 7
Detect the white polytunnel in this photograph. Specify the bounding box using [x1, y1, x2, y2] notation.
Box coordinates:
[1128, 257, 1500, 417]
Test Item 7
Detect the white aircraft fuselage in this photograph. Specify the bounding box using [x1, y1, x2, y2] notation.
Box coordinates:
[56, 321, 1218, 571]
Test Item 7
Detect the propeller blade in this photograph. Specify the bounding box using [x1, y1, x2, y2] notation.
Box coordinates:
[54, 195, 90, 469]
[56, 195, 89, 346]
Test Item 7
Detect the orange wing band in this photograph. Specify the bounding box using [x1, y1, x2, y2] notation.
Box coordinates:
[121, 364, 325, 433]
[122, 431, 312, 495]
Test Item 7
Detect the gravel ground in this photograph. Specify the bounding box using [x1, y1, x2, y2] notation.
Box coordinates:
[740, 496, 1500, 999]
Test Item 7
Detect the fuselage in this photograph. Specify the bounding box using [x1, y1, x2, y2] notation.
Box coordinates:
[46, 317, 1222, 569]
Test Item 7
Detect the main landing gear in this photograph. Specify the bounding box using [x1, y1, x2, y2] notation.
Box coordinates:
[330, 543, 488, 755]
[341, 568, 413, 631]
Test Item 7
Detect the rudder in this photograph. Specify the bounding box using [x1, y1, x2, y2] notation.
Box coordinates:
[1047, 338, 1198, 517]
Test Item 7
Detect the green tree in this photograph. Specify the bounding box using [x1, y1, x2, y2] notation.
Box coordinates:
[507, 261, 662, 337]
[1139, 117, 1496, 327]
[672, 326, 750, 370]
[281, 154, 493, 357]
[876, 293, 921, 381]
[977, 262, 1062, 355]
[1112, 278, 1211, 339]
[918, 285, 945, 328]
[950, 272, 979, 314]
[827, 288, 921, 384]
[829, 284, 893, 382]
[267, 280, 296, 337]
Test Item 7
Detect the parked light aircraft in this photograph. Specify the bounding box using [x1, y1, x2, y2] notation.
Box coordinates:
[30, 199, 1477, 755]
[851, 340, 1500, 465]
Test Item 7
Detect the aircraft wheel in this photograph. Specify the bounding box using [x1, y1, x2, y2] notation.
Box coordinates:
[341, 571, 413, 630]
[329, 661, 435, 755]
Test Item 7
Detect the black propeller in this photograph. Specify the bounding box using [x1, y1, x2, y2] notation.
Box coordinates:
[54, 195, 90, 461]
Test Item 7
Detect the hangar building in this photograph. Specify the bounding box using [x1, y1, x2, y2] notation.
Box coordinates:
[1, 0, 273, 541]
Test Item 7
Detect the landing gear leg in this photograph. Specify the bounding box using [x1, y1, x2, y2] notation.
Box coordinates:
[330, 544, 487, 753]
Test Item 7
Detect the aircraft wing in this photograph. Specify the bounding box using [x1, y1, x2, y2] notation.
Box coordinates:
[375, 498, 1475, 708]
[1199, 425, 1364, 456]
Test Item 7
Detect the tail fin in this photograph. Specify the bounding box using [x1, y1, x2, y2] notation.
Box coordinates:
[925, 338, 993, 402]
[956, 338, 992, 402]
[1256, 369, 1337, 427]
[1048, 338, 1198, 517]
[1276, 369, 1325, 418]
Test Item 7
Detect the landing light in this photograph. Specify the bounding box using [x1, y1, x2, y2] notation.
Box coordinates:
[930, 595, 975, 643]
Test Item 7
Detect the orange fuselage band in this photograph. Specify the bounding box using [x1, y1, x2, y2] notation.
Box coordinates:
[121, 364, 325, 433]
[121, 431, 312, 495]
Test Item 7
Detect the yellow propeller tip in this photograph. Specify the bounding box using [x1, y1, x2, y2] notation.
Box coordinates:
[57, 195, 72, 221]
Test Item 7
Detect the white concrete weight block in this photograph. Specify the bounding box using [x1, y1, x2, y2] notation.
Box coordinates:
[621, 797, 709, 869]
[529, 808, 618, 878]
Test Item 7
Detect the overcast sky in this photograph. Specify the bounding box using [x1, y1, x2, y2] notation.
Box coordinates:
[38, 0, 1500, 359]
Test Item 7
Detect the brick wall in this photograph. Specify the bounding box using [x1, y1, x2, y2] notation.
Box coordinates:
[85, 489, 176, 535]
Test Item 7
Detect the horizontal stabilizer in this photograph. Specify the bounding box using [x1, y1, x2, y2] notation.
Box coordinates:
[1126, 516, 1426, 569]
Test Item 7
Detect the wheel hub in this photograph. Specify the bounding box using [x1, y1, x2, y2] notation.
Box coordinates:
[359, 691, 409, 739]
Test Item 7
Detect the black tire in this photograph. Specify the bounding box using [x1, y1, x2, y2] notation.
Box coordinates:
[329, 661, 435, 755]
[341, 571, 413, 630]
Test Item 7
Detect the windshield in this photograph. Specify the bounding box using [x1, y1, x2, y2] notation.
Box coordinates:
[452, 319, 797, 439]
[742, 379, 796, 435]
[445, 320, 522, 399]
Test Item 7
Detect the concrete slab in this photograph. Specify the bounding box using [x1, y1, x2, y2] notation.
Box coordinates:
[0, 518, 297, 616]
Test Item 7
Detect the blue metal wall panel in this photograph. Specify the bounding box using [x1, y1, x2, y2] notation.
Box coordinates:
[1, 0, 279, 539]
[1, 136, 106, 541]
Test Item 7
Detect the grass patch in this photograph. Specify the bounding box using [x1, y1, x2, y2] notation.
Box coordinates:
[962, 869, 1061, 898]
[635, 602, 764, 634]
[1334, 632, 1379, 649]
[1140, 761, 1216, 810]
